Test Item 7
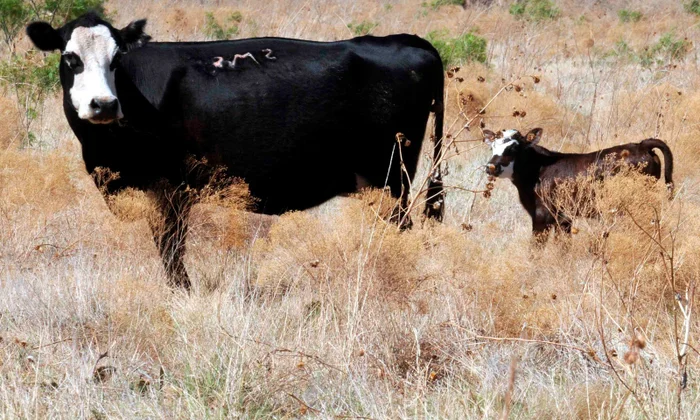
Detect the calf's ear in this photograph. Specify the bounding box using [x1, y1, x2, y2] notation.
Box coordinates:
[525, 128, 543, 146]
[26, 21, 63, 51]
[120, 19, 151, 52]
[483, 129, 496, 146]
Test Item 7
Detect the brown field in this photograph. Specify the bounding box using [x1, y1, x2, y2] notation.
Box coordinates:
[1, 0, 700, 418]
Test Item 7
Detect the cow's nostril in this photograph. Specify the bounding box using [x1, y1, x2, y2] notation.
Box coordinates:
[102, 99, 118, 114]
[90, 98, 119, 118]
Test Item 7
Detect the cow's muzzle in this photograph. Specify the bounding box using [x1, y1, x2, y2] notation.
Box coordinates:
[88, 97, 120, 123]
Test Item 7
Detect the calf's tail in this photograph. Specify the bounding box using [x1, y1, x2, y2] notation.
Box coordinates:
[641, 138, 674, 196]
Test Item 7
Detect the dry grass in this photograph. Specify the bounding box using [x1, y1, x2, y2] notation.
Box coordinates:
[2, 0, 700, 418]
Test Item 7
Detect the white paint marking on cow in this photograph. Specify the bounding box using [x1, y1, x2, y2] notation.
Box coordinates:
[213, 52, 261, 69]
[262, 48, 277, 60]
[230, 52, 260, 67]
[64, 25, 121, 121]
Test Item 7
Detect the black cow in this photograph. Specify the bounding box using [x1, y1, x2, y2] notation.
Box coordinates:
[483, 128, 674, 240]
[26, 12, 446, 289]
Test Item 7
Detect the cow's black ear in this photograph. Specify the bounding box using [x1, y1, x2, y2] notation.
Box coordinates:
[26, 21, 63, 51]
[119, 19, 151, 51]
[483, 129, 496, 145]
[525, 128, 543, 146]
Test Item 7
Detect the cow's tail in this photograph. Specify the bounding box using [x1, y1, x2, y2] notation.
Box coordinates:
[423, 54, 445, 222]
[641, 138, 674, 197]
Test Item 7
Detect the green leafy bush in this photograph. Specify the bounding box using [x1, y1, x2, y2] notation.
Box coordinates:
[426, 30, 487, 66]
[204, 11, 243, 40]
[618, 9, 642, 23]
[509, 0, 559, 21]
[0, 0, 30, 48]
[347, 20, 378, 36]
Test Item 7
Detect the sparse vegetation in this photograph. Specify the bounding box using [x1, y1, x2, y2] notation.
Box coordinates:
[509, 0, 559, 21]
[618, 8, 643, 23]
[2, 1, 700, 417]
[423, 0, 464, 10]
[638, 32, 692, 67]
[426, 29, 487, 66]
[203, 11, 243, 40]
[346, 20, 378, 36]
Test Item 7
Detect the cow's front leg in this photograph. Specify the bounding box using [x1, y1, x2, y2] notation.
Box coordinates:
[532, 205, 557, 247]
[148, 188, 193, 290]
[388, 175, 413, 230]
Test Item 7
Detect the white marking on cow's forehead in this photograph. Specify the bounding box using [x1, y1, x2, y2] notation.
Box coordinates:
[490, 129, 520, 156]
[491, 138, 518, 156]
[65, 25, 117, 59]
[500, 129, 518, 139]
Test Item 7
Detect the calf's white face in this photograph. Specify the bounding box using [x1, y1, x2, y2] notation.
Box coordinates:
[486, 129, 519, 179]
[64, 25, 122, 123]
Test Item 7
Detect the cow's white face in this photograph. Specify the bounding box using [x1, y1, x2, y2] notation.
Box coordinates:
[63, 25, 122, 123]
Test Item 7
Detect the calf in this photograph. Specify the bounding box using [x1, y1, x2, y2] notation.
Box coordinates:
[483, 128, 674, 239]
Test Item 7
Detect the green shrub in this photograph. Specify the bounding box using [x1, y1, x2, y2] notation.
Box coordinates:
[636, 32, 691, 68]
[0, 0, 30, 48]
[508, 1, 526, 17]
[0, 0, 107, 49]
[509, 0, 559, 21]
[41, 0, 106, 22]
[426, 30, 487, 66]
[347, 20, 378, 36]
[0, 51, 61, 146]
[684, 0, 700, 15]
[204, 11, 243, 40]
[618, 9, 642, 23]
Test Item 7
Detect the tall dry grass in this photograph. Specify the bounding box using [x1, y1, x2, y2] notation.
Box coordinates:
[1, 0, 700, 417]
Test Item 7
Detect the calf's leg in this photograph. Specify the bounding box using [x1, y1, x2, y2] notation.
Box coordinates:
[531, 205, 558, 246]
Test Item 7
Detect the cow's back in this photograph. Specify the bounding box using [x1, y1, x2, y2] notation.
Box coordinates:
[115, 35, 442, 213]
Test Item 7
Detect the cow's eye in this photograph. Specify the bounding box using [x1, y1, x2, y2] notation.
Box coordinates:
[63, 53, 83, 72]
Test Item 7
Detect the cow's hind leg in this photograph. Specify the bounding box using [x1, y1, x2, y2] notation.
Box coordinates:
[148, 188, 193, 290]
